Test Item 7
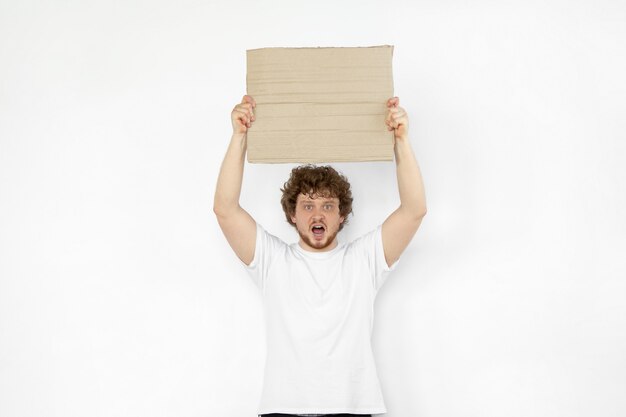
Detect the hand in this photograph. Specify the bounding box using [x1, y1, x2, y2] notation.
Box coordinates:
[385, 97, 409, 141]
[231, 95, 256, 135]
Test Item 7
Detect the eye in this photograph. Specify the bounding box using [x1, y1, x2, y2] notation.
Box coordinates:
[304, 205, 312, 210]
[324, 204, 333, 210]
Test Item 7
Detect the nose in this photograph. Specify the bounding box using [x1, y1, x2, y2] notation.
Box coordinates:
[311, 207, 325, 220]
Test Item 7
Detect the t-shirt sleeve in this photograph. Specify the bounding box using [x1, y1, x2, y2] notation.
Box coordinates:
[242, 223, 284, 290]
[352, 225, 399, 292]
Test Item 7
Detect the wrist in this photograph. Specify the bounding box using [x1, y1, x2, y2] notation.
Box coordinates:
[231, 132, 247, 144]
[229, 132, 248, 154]
[394, 134, 410, 144]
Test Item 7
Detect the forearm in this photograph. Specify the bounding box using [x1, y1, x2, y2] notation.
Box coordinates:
[394, 137, 427, 218]
[213, 133, 247, 216]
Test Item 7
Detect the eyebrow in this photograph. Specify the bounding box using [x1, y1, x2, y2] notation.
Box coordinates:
[299, 200, 337, 204]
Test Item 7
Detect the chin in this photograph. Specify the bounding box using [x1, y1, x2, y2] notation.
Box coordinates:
[298, 228, 338, 251]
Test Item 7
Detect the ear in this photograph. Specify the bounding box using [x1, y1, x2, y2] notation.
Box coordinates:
[290, 214, 297, 224]
[340, 216, 345, 224]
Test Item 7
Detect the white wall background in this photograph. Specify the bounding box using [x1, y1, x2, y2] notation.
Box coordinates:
[1, 0, 625, 416]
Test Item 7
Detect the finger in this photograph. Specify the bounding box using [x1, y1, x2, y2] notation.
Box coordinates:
[233, 109, 251, 124]
[234, 104, 254, 119]
[387, 97, 399, 107]
[242, 95, 256, 108]
[236, 102, 254, 111]
[386, 114, 399, 129]
[385, 110, 393, 128]
[237, 116, 251, 128]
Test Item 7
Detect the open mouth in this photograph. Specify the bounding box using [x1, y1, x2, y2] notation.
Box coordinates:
[311, 224, 326, 238]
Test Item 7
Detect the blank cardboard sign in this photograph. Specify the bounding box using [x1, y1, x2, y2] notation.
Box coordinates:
[246, 45, 395, 163]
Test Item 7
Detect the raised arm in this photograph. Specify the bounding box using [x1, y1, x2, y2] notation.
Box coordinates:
[381, 97, 427, 266]
[213, 95, 257, 265]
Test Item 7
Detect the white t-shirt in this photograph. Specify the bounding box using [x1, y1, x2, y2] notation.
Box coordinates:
[245, 223, 398, 415]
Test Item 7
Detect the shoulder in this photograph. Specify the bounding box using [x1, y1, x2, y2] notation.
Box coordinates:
[254, 223, 288, 252]
[347, 225, 382, 246]
[345, 225, 383, 255]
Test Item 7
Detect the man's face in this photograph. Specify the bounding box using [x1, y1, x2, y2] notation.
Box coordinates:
[290, 193, 345, 252]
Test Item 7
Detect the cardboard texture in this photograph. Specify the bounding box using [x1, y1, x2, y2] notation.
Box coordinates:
[246, 45, 395, 163]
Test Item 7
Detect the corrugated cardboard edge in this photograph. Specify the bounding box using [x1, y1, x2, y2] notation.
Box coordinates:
[246, 44, 394, 53]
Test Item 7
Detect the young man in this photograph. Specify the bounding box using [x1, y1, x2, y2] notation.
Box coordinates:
[214, 95, 427, 417]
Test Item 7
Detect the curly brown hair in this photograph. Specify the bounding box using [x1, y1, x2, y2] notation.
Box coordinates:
[280, 165, 353, 230]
